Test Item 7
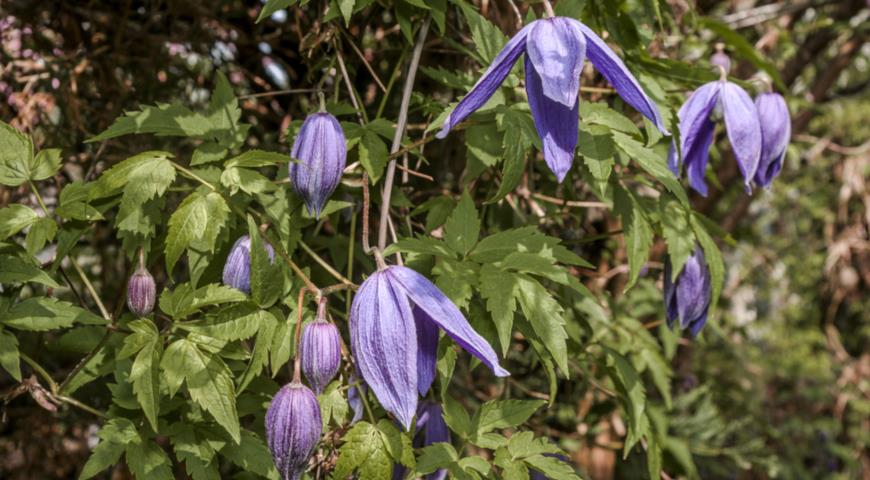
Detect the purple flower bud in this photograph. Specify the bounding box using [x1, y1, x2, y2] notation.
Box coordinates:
[663, 247, 712, 337]
[127, 266, 156, 316]
[222, 235, 276, 294]
[288, 112, 347, 218]
[710, 52, 731, 76]
[300, 300, 342, 394]
[753, 92, 790, 188]
[266, 382, 322, 480]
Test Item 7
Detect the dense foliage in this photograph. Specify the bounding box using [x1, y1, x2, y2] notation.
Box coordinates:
[0, 1, 867, 479]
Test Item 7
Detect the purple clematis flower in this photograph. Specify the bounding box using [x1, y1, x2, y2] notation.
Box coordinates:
[663, 247, 712, 337]
[393, 401, 450, 480]
[350, 265, 509, 430]
[753, 92, 790, 188]
[436, 16, 668, 183]
[289, 111, 347, 218]
[265, 382, 322, 480]
[668, 66, 762, 196]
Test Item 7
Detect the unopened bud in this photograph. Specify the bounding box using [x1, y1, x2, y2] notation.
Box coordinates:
[127, 266, 156, 317]
[266, 382, 322, 480]
[222, 235, 275, 294]
[288, 112, 347, 218]
[300, 300, 341, 394]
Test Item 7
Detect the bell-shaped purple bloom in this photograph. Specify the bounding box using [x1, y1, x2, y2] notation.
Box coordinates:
[668, 78, 762, 196]
[265, 382, 322, 480]
[300, 310, 342, 394]
[288, 112, 347, 218]
[753, 92, 790, 188]
[222, 235, 276, 294]
[663, 247, 712, 337]
[437, 16, 668, 183]
[392, 401, 450, 480]
[350, 265, 509, 430]
[127, 266, 156, 317]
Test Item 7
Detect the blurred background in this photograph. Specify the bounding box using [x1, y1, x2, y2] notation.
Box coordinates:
[0, 0, 867, 478]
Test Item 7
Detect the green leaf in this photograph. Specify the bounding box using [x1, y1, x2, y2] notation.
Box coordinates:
[524, 454, 581, 480]
[226, 149, 288, 168]
[218, 429, 280, 480]
[478, 265, 518, 355]
[474, 399, 546, 436]
[441, 393, 472, 440]
[30, 148, 63, 181]
[318, 381, 349, 430]
[605, 348, 648, 456]
[416, 442, 459, 475]
[465, 121, 504, 168]
[515, 275, 569, 374]
[25, 216, 57, 255]
[122, 319, 162, 431]
[0, 297, 104, 331]
[165, 191, 229, 273]
[0, 329, 21, 381]
[247, 217, 283, 308]
[0, 120, 35, 186]
[160, 283, 247, 320]
[221, 167, 275, 195]
[383, 236, 455, 259]
[191, 141, 228, 166]
[0, 204, 38, 240]
[0, 254, 61, 287]
[454, 0, 508, 63]
[90, 151, 176, 228]
[646, 429, 663, 480]
[181, 304, 265, 341]
[337, 0, 356, 24]
[691, 214, 725, 313]
[358, 130, 389, 183]
[578, 124, 615, 194]
[257, 0, 300, 23]
[160, 339, 241, 442]
[615, 187, 654, 290]
[660, 196, 695, 280]
[334, 421, 393, 479]
[79, 438, 125, 480]
[377, 419, 415, 468]
[612, 131, 688, 205]
[125, 438, 174, 480]
[237, 309, 278, 392]
[579, 102, 642, 137]
[444, 191, 480, 256]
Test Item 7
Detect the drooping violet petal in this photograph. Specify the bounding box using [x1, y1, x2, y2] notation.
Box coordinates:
[300, 320, 342, 394]
[673, 82, 721, 195]
[289, 112, 347, 218]
[417, 401, 450, 480]
[414, 306, 439, 396]
[720, 82, 761, 191]
[675, 248, 712, 331]
[525, 56, 579, 183]
[575, 21, 669, 135]
[350, 271, 418, 430]
[265, 382, 322, 480]
[754, 92, 790, 188]
[222, 235, 276, 294]
[387, 266, 510, 378]
[525, 17, 586, 108]
[437, 23, 535, 138]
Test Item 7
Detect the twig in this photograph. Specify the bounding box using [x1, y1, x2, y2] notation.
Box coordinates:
[69, 258, 112, 320]
[334, 40, 367, 124]
[293, 287, 310, 382]
[378, 17, 430, 251]
[361, 172, 373, 254]
[531, 192, 608, 209]
[338, 29, 387, 93]
[238, 88, 320, 99]
[298, 240, 355, 286]
[395, 162, 433, 181]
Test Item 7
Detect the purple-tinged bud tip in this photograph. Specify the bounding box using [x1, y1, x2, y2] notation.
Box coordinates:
[663, 247, 712, 337]
[710, 44, 731, 76]
[127, 267, 156, 316]
[300, 302, 342, 394]
[288, 112, 347, 219]
[266, 382, 323, 480]
[222, 235, 276, 294]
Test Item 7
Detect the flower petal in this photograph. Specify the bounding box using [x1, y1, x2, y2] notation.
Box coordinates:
[350, 271, 418, 430]
[674, 82, 721, 196]
[720, 82, 762, 190]
[387, 266, 510, 378]
[675, 248, 711, 331]
[414, 307, 439, 396]
[525, 17, 586, 107]
[525, 56, 579, 182]
[437, 23, 534, 138]
[754, 92, 790, 188]
[576, 21, 669, 135]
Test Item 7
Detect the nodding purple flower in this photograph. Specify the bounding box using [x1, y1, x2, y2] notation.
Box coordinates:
[753, 92, 790, 188]
[663, 247, 712, 337]
[222, 235, 276, 294]
[127, 265, 156, 316]
[288, 112, 347, 218]
[393, 401, 450, 480]
[350, 265, 509, 430]
[437, 16, 668, 183]
[668, 54, 762, 196]
[300, 300, 342, 394]
[265, 382, 322, 480]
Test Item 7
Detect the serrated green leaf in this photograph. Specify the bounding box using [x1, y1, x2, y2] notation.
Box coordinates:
[219, 429, 280, 480]
[474, 399, 546, 436]
[25, 216, 56, 255]
[0, 204, 38, 240]
[30, 148, 62, 181]
[378, 419, 415, 468]
[335, 421, 393, 479]
[122, 319, 162, 431]
[257, 0, 300, 23]
[660, 196, 695, 280]
[248, 217, 283, 308]
[160, 283, 247, 320]
[615, 187, 654, 290]
[181, 304, 264, 341]
[0, 120, 35, 186]
[524, 454, 580, 480]
[605, 347, 648, 456]
[237, 309, 278, 392]
[515, 275, 569, 374]
[0, 297, 104, 331]
[691, 214, 725, 313]
[580, 102, 642, 136]
[613, 131, 688, 205]
[79, 438, 124, 480]
[125, 438, 173, 480]
[318, 381, 349, 430]
[416, 442, 459, 475]
[383, 236, 456, 259]
[444, 191, 479, 256]
[0, 254, 61, 287]
[478, 265, 518, 355]
[454, 0, 508, 63]
[358, 130, 388, 183]
[165, 191, 229, 273]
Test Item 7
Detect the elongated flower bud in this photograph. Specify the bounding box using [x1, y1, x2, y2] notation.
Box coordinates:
[300, 300, 342, 394]
[288, 112, 347, 218]
[663, 247, 712, 337]
[710, 45, 731, 76]
[266, 382, 322, 480]
[127, 266, 156, 316]
[222, 235, 275, 294]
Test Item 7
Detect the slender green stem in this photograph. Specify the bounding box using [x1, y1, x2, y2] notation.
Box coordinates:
[346, 211, 356, 317]
[58, 330, 112, 394]
[171, 162, 217, 191]
[56, 395, 108, 418]
[298, 240, 354, 286]
[20, 352, 58, 393]
[27, 180, 50, 212]
[69, 258, 112, 320]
